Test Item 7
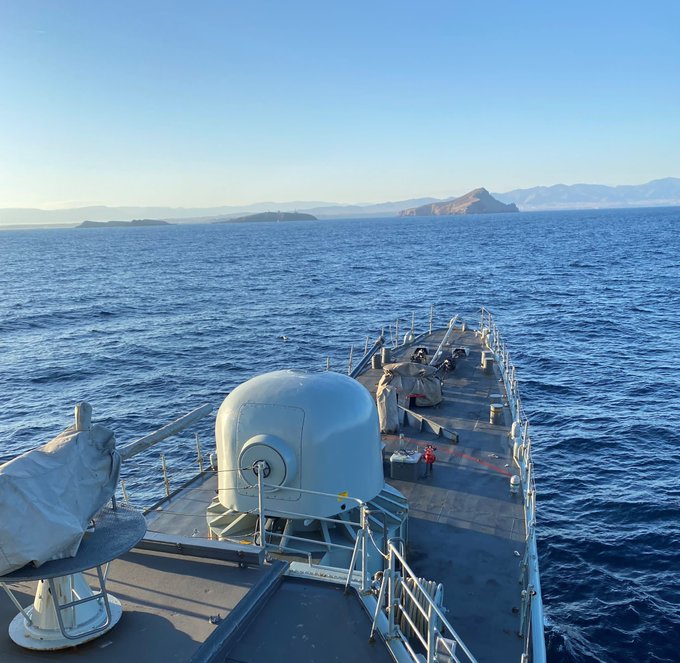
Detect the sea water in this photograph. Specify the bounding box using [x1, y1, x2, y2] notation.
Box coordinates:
[1, 208, 679, 661]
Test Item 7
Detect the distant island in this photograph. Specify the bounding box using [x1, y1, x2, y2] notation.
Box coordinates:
[4, 177, 680, 228]
[213, 211, 317, 224]
[77, 219, 171, 228]
[400, 188, 519, 216]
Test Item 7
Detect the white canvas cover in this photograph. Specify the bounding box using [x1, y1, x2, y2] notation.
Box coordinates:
[378, 362, 443, 407]
[376, 383, 399, 433]
[0, 406, 121, 576]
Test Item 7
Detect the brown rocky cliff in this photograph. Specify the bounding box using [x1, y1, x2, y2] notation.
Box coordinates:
[400, 188, 519, 216]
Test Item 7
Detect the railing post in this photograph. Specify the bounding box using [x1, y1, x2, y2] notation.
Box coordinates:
[387, 544, 396, 637]
[160, 453, 170, 497]
[360, 504, 368, 592]
[519, 546, 529, 585]
[120, 479, 129, 503]
[427, 601, 436, 663]
[345, 533, 362, 593]
[195, 433, 204, 473]
[526, 470, 533, 509]
[518, 588, 529, 637]
[256, 461, 266, 549]
[369, 573, 388, 643]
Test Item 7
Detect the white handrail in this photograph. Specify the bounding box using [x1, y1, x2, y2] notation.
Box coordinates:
[252, 469, 477, 662]
[385, 542, 478, 663]
[248, 476, 365, 507]
[478, 307, 546, 663]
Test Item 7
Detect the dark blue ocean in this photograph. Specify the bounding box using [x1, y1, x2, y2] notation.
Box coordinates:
[1, 208, 679, 661]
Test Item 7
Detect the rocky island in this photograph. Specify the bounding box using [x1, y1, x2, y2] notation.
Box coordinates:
[400, 188, 519, 216]
[214, 211, 317, 224]
[77, 219, 171, 228]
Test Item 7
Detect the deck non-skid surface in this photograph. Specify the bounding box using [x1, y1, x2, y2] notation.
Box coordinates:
[142, 327, 527, 662]
[224, 579, 394, 663]
[0, 549, 264, 662]
[145, 472, 217, 538]
[358, 328, 526, 662]
[0, 327, 530, 663]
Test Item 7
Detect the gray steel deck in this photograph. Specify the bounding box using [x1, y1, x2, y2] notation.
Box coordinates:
[1, 326, 527, 662]
[355, 327, 526, 662]
[0, 549, 266, 662]
[137, 327, 527, 661]
[224, 579, 394, 663]
[142, 327, 528, 661]
[145, 472, 217, 538]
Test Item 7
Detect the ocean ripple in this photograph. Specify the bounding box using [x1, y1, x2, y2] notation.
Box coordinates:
[1, 207, 680, 661]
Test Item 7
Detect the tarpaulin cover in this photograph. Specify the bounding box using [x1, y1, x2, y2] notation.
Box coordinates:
[377, 362, 443, 407]
[0, 423, 121, 576]
[376, 383, 399, 433]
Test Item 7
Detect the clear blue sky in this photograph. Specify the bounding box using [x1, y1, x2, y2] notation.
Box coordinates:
[1, 1, 678, 208]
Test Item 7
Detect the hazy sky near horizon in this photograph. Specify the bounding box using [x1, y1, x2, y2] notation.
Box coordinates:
[1, 1, 679, 209]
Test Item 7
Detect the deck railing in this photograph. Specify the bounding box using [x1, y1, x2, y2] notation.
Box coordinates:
[252, 469, 369, 579]
[251, 470, 477, 663]
[479, 307, 546, 663]
[120, 310, 535, 663]
[349, 335, 385, 378]
[369, 541, 478, 663]
[117, 404, 214, 505]
[120, 411, 474, 662]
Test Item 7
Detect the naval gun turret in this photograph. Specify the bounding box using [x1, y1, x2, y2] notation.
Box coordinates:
[207, 370, 407, 568]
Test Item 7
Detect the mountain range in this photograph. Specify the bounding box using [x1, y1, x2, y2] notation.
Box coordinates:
[494, 177, 680, 211]
[1, 178, 679, 227]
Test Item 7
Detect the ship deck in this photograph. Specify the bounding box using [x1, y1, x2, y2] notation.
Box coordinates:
[1, 546, 397, 663]
[355, 327, 526, 662]
[0, 548, 268, 662]
[1, 325, 528, 663]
